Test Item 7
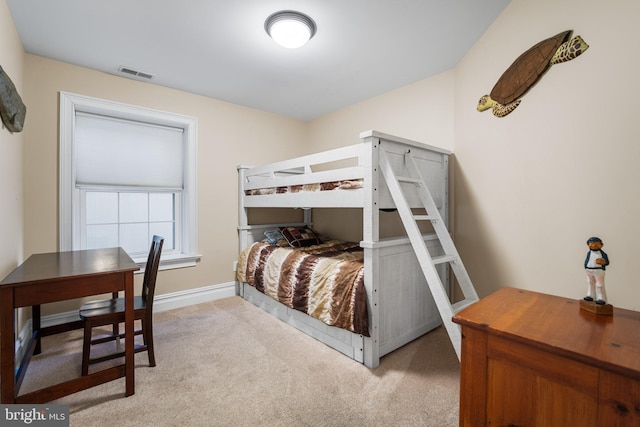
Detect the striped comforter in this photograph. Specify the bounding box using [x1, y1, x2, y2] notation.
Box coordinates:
[236, 240, 369, 336]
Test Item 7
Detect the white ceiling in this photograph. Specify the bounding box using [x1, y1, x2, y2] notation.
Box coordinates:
[7, 0, 510, 121]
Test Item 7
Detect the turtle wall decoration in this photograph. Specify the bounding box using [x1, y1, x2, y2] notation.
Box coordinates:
[0, 65, 26, 133]
[477, 30, 589, 118]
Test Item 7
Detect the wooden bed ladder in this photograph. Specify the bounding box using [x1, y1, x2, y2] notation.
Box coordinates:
[378, 147, 479, 360]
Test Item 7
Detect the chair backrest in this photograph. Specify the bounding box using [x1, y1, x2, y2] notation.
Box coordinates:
[141, 235, 164, 309]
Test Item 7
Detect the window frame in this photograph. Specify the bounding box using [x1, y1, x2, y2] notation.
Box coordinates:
[59, 92, 199, 269]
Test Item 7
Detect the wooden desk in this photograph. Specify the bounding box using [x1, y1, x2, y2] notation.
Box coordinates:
[0, 247, 139, 403]
[453, 287, 640, 427]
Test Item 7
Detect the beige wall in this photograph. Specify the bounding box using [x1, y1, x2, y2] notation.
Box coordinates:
[306, 71, 455, 242]
[453, 0, 640, 309]
[0, 0, 26, 331]
[308, 70, 455, 152]
[22, 54, 307, 314]
[0, 0, 24, 278]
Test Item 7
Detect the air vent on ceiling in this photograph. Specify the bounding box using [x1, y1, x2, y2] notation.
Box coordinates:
[118, 66, 154, 80]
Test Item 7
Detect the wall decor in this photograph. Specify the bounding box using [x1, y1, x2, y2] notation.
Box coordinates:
[0, 65, 26, 133]
[477, 30, 589, 118]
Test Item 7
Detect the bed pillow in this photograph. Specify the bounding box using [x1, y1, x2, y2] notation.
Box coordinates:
[263, 229, 286, 246]
[279, 226, 322, 248]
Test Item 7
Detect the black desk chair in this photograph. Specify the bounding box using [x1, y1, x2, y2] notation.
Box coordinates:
[79, 235, 164, 375]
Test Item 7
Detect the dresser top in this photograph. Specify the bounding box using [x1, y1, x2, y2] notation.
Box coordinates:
[453, 287, 640, 376]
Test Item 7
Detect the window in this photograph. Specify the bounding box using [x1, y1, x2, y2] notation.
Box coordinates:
[82, 190, 177, 257]
[60, 92, 199, 268]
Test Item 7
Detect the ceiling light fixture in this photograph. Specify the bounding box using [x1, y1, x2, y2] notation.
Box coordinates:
[265, 10, 317, 49]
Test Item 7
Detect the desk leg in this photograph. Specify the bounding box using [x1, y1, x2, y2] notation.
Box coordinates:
[124, 272, 135, 397]
[1, 289, 16, 403]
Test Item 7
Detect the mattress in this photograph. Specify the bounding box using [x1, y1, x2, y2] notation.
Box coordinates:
[244, 179, 363, 196]
[237, 240, 369, 336]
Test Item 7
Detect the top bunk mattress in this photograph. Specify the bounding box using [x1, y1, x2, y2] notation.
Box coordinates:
[244, 179, 363, 195]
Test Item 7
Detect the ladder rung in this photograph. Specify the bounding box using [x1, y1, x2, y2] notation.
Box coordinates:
[413, 215, 438, 221]
[451, 299, 477, 313]
[396, 176, 422, 184]
[431, 254, 458, 265]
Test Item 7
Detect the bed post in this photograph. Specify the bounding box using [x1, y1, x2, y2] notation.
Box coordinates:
[237, 165, 249, 297]
[303, 208, 312, 228]
[359, 131, 381, 368]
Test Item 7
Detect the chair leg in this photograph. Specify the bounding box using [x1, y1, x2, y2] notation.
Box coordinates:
[143, 317, 156, 367]
[81, 320, 93, 376]
[111, 322, 120, 338]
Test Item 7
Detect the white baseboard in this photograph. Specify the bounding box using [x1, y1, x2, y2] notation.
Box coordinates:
[153, 281, 237, 313]
[15, 282, 238, 360]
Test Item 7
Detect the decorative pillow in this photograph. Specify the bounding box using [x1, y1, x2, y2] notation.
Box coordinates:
[263, 229, 285, 246]
[279, 226, 322, 248]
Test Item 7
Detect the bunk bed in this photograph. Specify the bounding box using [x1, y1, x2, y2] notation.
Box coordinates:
[236, 130, 451, 368]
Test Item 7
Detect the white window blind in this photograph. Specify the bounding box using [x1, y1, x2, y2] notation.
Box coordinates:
[60, 92, 200, 269]
[74, 112, 184, 188]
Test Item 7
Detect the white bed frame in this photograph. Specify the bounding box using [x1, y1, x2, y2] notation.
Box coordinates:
[237, 130, 451, 368]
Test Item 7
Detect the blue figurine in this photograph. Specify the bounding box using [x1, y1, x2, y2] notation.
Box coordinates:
[583, 237, 610, 305]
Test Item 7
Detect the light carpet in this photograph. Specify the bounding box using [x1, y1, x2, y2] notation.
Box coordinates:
[19, 296, 460, 426]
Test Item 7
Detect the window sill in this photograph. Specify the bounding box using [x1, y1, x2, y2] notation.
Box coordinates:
[132, 253, 201, 272]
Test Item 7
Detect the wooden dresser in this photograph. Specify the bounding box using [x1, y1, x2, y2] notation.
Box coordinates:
[452, 287, 640, 427]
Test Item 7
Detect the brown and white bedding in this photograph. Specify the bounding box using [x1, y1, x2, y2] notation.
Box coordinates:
[236, 240, 369, 336]
[244, 179, 363, 196]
